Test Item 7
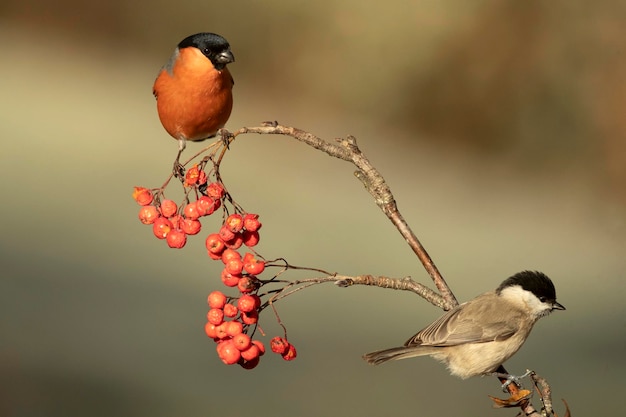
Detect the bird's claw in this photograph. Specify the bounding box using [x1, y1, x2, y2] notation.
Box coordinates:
[493, 370, 533, 392]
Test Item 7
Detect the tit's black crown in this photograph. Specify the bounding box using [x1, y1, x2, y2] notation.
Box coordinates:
[496, 270, 557, 303]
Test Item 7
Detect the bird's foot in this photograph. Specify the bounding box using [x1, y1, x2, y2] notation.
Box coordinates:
[492, 370, 533, 392]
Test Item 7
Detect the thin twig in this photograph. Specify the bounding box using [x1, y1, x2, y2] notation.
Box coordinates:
[231, 124, 458, 309]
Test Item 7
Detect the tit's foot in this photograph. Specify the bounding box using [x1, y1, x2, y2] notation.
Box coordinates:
[492, 370, 533, 392]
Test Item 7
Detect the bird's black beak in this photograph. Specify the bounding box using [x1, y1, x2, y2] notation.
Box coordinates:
[552, 301, 566, 311]
[217, 50, 235, 64]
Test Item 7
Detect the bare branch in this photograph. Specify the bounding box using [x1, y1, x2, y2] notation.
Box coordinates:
[230, 124, 458, 309]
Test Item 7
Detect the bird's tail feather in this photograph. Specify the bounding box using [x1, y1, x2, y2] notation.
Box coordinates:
[362, 346, 439, 365]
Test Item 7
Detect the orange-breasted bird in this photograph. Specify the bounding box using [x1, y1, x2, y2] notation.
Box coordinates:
[153, 33, 235, 166]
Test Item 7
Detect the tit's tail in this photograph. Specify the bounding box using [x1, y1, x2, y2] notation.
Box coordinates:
[362, 345, 439, 365]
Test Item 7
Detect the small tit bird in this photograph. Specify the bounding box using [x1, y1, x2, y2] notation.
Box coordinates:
[363, 271, 565, 379]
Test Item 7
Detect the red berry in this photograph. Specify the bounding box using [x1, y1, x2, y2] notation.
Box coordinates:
[225, 214, 244, 233]
[205, 233, 225, 255]
[152, 217, 173, 239]
[196, 196, 217, 216]
[225, 258, 244, 275]
[221, 270, 241, 287]
[206, 182, 225, 199]
[243, 253, 265, 275]
[208, 291, 227, 309]
[252, 340, 265, 356]
[221, 249, 241, 264]
[207, 308, 224, 325]
[214, 322, 229, 339]
[183, 202, 200, 220]
[224, 233, 243, 250]
[240, 343, 259, 359]
[180, 218, 201, 235]
[270, 337, 288, 354]
[218, 225, 235, 242]
[166, 229, 187, 248]
[138, 206, 160, 225]
[237, 276, 258, 293]
[243, 213, 262, 232]
[237, 295, 257, 313]
[184, 164, 203, 187]
[232, 333, 251, 351]
[242, 230, 260, 247]
[204, 322, 218, 339]
[159, 199, 177, 217]
[223, 303, 238, 318]
[240, 310, 258, 325]
[132, 187, 153, 206]
[282, 343, 297, 361]
[225, 320, 243, 337]
[217, 340, 241, 365]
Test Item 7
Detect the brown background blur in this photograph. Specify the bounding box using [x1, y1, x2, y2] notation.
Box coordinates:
[1, 1, 625, 416]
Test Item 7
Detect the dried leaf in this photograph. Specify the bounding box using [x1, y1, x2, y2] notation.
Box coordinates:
[489, 389, 533, 408]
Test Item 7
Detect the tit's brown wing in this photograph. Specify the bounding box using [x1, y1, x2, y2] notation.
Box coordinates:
[404, 292, 523, 347]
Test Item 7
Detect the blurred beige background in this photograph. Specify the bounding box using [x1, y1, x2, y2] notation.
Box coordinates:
[1, 1, 625, 416]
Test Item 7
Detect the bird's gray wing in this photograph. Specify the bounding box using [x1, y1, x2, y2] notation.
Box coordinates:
[404, 293, 523, 347]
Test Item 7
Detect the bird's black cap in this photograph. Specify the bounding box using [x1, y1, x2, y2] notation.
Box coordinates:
[497, 270, 564, 309]
[178, 33, 234, 70]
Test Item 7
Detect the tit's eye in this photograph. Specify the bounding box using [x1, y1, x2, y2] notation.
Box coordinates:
[539, 296, 547, 302]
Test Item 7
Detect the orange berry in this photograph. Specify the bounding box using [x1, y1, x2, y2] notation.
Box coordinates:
[243, 213, 262, 232]
[183, 202, 200, 220]
[251, 340, 265, 356]
[224, 233, 243, 250]
[205, 233, 225, 255]
[225, 320, 243, 337]
[240, 343, 260, 360]
[196, 196, 218, 216]
[206, 182, 225, 199]
[216, 340, 240, 365]
[270, 337, 288, 355]
[232, 333, 251, 351]
[166, 229, 187, 248]
[243, 252, 265, 275]
[242, 230, 259, 247]
[225, 258, 244, 275]
[282, 344, 297, 361]
[214, 322, 229, 339]
[180, 218, 201, 235]
[207, 308, 224, 325]
[208, 291, 227, 309]
[221, 269, 241, 287]
[221, 249, 241, 264]
[152, 217, 173, 239]
[204, 322, 218, 339]
[237, 295, 257, 313]
[159, 199, 177, 217]
[237, 276, 258, 294]
[138, 206, 159, 225]
[240, 310, 258, 325]
[132, 187, 153, 206]
[223, 303, 238, 318]
[225, 214, 244, 233]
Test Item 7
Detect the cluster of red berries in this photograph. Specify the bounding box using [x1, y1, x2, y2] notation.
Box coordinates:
[133, 166, 225, 249]
[133, 164, 297, 368]
[204, 290, 266, 369]
[203, 215, 297, 367]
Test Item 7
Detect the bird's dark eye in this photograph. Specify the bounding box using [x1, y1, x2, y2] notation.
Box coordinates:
[539, 296, 547, 302]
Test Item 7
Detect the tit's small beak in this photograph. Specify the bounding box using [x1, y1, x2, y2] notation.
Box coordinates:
[552, 301, 566, 311]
